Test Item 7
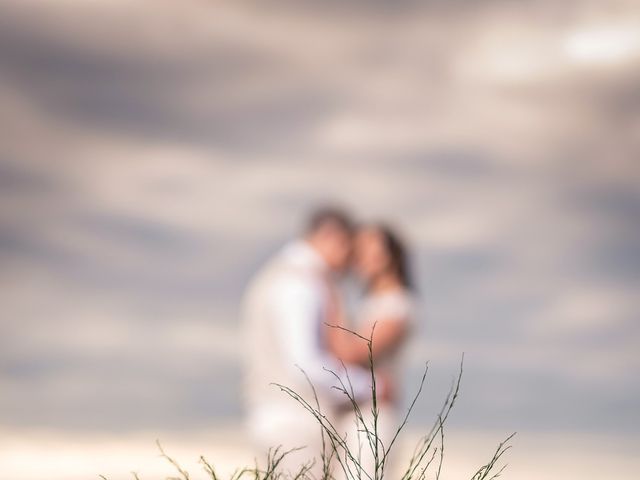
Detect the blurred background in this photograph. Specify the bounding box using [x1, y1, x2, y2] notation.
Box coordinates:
[0, 0, 639, 479]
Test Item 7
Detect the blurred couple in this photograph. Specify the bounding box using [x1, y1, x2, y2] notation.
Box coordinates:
[242, 207, 414, 478]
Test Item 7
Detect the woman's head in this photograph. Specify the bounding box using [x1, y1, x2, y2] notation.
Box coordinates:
[353, 223, 412, 290]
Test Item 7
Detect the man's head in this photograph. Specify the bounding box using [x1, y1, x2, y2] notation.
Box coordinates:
[304, 207, 355, 273]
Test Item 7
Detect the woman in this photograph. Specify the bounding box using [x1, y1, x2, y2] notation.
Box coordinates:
[326, 223, 414, 479]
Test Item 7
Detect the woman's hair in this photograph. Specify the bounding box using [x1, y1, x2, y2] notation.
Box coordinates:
[368, 223, 413, 290]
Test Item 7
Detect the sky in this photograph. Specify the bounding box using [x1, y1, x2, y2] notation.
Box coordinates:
[0, 0, 639, 477]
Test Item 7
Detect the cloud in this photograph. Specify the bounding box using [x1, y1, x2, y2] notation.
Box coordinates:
[0, 0, 638, 437]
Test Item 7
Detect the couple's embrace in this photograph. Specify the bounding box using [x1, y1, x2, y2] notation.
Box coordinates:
[243, 207, 414, 478]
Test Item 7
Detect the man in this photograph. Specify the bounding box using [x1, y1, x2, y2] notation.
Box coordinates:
[242, 207, 371, 477]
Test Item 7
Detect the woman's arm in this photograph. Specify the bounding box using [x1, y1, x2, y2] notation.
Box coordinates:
[323, 279, 410, 366]
[327, 316, 409, 367]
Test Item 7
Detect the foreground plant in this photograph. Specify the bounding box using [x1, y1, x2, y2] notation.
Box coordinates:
[100, 327, 515, 479]
[273, 325, 514, 480]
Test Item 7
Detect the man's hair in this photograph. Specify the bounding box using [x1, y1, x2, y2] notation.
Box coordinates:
[305, 206, 354, 235]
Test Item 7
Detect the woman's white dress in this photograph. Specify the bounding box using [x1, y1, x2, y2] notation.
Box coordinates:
[336, 288, 414, 479]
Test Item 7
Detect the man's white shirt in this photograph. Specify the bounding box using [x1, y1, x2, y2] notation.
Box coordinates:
[243, 240, 372, 433]
[271, 241, 371, 399]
